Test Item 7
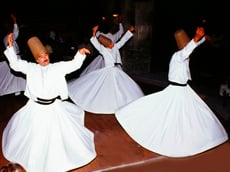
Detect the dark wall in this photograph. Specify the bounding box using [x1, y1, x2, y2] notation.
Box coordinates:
[151, 0, 230, 79]
[1, 0, 229, 79]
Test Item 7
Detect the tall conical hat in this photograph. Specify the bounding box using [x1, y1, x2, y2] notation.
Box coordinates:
[174, 29, 190, 49]
[27, 36, 47, 60]
[98, 35, 112, 47]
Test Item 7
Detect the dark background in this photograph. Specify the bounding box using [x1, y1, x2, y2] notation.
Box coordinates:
[0, 0, 229, 78]
[1, 0, 228, 36]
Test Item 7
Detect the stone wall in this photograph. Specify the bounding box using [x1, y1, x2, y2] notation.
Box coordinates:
[121, 0, 154, 75]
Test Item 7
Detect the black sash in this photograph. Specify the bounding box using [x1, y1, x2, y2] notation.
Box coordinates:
[114, 63, 122, 67]
[35, 96, 60, 105]
[168, 81, 187, 86]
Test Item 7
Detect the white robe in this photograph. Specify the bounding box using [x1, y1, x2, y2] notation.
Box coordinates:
[68, 31, 144, 114]
[115, 38, 229, 157]
[3, 23, 20, 55]
[2, 47, 96, 172]
[79, 23, 124, 77]
[0, 23, 26, 96]
[0, 61, 26, 96]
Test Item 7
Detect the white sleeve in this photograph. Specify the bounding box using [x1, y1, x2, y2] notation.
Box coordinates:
[4, 46, 28, 73]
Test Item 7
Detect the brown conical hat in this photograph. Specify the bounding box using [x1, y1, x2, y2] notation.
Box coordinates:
[27, 36, 47, 60]
[98, 35, 113, 47]
[174, 29, 190, 49]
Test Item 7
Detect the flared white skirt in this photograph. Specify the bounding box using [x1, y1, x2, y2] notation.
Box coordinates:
[0, 61, 26, 96]
[68, 66, 144, 114]
[115, 84, 228, 157]
[79, 55, 104, 77]
[2, 99, 96, 172]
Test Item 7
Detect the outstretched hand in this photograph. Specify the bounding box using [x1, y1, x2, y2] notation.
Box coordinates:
[7, 33, 13, 47]
[79, 48, 91, 55]
[129, 26, 135, 32]
[10, 13, 17, 24]
[193, 26, 205, 42]
[92, 25, 99, 37]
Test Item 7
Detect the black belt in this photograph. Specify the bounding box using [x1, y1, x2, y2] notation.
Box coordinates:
[114, 63, 122, 67]
[168, 81, 187, 86]
[35, 96, 60, 105]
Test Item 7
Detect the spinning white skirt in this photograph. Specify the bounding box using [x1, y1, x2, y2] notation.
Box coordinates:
[0, 61, 26, 96]
[115, 84, 228, 157]
[2, 100, 96, 172]
[68, 66, 144, 114]
[79, 55, 104, 77]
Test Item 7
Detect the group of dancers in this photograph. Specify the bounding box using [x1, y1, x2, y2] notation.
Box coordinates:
[1, 14, 229, 171]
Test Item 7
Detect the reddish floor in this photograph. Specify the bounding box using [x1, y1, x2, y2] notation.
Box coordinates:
[1, 89, 230, 172]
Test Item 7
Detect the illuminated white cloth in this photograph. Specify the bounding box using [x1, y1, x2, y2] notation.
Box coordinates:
[3, 47, 96, 172]
[80, 23, 124, 77]
[115, 38, 228, 157]
[0, 61, 25, 96]
[68, 31, 144, 114]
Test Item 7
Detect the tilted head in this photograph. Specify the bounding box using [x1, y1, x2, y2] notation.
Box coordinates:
[174, 29, 190, 50]
[27, 36, 50, 66]
[98, 35, 114, 48]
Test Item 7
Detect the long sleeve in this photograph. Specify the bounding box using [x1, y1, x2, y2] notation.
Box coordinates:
[95, 23, 124, 42]
[53, 50, 87, 75]
[90, 30, 133, 67]
[90, 36, 104, 53]
[3, 24, 20, 55]
[115, 30, 133, 49]
[12, 24, 19, 40]
[176, 37, 205, 62]
[110, 23, 124, 42]
[4, 46, 28, 73]
[168, 37, 205, 84]
[4, 46, 87, 100]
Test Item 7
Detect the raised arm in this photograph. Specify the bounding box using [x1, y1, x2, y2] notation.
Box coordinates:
[7, 33, 14, 47]
[193, 26, 205, 43]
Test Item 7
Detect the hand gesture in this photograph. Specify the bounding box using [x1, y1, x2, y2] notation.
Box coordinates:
[7, 33, 13, 47]
[10, 13, 17, 24]
[92, 25, 99, 37]
[193, 26, 205, 42]
[79, 48, 91, 55]
[129, 26, 135, 32]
